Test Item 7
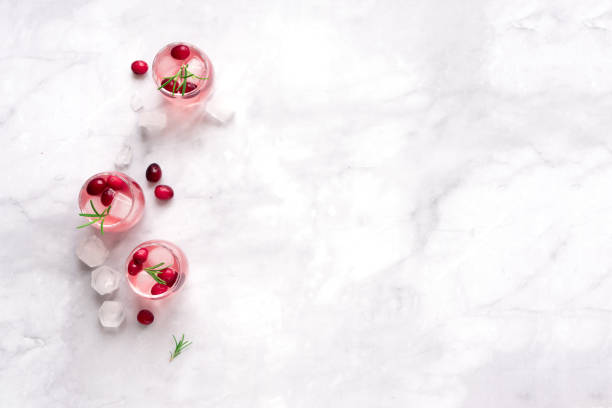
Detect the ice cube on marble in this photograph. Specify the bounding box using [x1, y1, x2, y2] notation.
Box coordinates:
[98, 301, 125, 328]
[114, 144, 132, 169]
[205, 95, 235, 125]
[130, 94, 144, 112]
[91, 266, 120, 295]
[138, 111, 167, 130]
[76, 235, 108, 267]
[108, 191, 132, 220]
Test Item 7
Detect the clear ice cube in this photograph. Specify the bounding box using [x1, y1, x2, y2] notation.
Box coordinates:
[147, 246, 174, 269]
[98, 301, 125, 328]
[130, 94, 144, 112]
[205, 95, 235, 126]
[114, 144, 132, 169]
[91, 266, 120, 295]
[138, 111, 167, 130]
[108, 191, 132, 220]
[76, 235, 109, 267]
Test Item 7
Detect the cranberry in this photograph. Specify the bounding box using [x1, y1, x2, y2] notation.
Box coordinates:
[155, 185, 174, 200]
[170, 44, 190, 60]
[137, 309, 154, 325]
[180, 82, 198, 94]
[106, 175, 126, 190]
[128, 260, 142, 275]
[146, 163, 162, 182]
[133, 248, 148, 264]
[151, 283, 169, 295]
[100, 188, 116, 206]
[162, 79, 180, 93]
[158, 268, 178, 287]
[86, 177, 106, 195]
[131, 60, 148, 75]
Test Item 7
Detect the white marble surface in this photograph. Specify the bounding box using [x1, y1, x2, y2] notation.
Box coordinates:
[3, 0, 612, 406]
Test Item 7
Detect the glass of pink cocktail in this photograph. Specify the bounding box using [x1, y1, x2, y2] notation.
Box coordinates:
[78, 172, 145, 233]
[126, 240, 188, 299]
[152, 42, 214, 107]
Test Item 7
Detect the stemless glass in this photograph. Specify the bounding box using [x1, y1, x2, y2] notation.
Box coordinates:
[78, 172, 145, 233]
[152, 42, 215, 107]
[126, 240, 189, 300]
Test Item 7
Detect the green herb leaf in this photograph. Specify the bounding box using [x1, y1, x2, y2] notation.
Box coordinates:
[169, 334, 192, 361]
[77, 200, 111, 235]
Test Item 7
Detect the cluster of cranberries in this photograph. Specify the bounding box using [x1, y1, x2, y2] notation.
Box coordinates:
[146, 163, 174, 200]
[86, 175, 126, 207]
[127, 246, 178, 295]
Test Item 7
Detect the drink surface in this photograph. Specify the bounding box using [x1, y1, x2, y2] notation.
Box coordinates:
[152, 42, 214, 106]
[78, 172, 145, 232]
[126, 240, 189, 299]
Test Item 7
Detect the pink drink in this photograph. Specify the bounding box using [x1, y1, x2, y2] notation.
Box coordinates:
[126, 240, 189, 299]
[152, 42, 214, 106]
[78, 172, 145, 232]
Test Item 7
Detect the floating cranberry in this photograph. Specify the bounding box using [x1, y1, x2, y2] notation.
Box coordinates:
[86, 177, 107, 195]
[180, 82, 198, 94]
[170, 44, 190, 60]
[133, 248, 148, 264]
[137, 309, 154, 325]
[158, 268, 178, 287]
[128, 260, 142, 275]
[131, 60, 148, 75]
[162, 79, 180, 93]
[151, 283, 169, 295]
[106, 175, 126, 190]
[146, 163, 162, 182]
[100, 188, 116, 206]
[154, 185, 174, 200]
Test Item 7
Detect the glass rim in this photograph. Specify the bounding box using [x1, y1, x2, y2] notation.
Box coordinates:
[78, 171, 136, 229]
[125, 239, 185, 299]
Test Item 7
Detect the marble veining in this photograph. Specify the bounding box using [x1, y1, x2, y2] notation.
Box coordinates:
[2, 0, 612, 407]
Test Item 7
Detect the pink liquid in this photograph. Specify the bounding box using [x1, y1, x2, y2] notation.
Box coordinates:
[78, 172, 145, 232]
[126, 240, 189, 299]
[152, 42, 214, 106]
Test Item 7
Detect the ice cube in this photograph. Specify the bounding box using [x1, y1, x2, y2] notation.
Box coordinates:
[146, 246, 174, 269]
[108, 191, 132, 220]
[138, 111, 167, 130]
[130, 94, 144, 112]
[91, 266, 120, 295]
[76, 235, 109, 267]
[98, 301, 125, 328]
[205, 95, 235, 126]
[114, 144, 132, 169]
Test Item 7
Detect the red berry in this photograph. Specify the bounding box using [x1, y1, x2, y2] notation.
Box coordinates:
[162, 79, 180, 93]
[137, 309, 154, 325]
[158, 268, 178, 287]
[146, 163, 162, 182]
[131, 60, 148, 75]
[100, 188, 116, 206]
[86, 177, 106, 195]
[170, 44, 190, 60]
[133, 248, 148, 264]
[154, 185, 174, 200]
[151, 283, 169, 295]
[180, 82, 198, 94]
[128, 260, 142, 275]
[106, 175, 126, 190]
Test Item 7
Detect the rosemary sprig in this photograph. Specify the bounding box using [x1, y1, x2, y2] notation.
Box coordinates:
[144, 262, 168, 285]
[169, 334, 192, 361]
[77, 200, 111, 235]
[158, 64, 208, 96]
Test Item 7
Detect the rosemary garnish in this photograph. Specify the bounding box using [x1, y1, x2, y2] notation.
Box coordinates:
[77, 200, 111, 235]
[144, 262, 168, 285]
[158, 64, 208, 96]
[169, 334, 192, 361]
